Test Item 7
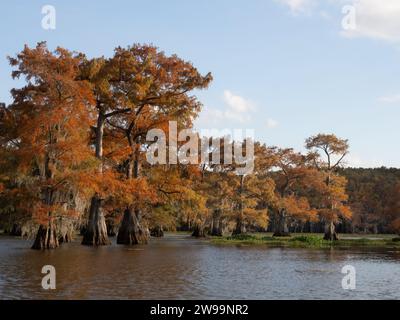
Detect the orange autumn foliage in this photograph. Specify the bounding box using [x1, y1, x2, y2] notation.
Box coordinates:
[6, 42, 98, 225]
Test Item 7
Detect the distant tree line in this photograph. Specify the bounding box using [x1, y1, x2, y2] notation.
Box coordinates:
[265, 167, 400, 235]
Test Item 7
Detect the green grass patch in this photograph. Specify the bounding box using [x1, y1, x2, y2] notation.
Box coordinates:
[227, 234, 258, 241]
[289, 235, 325, 246]
[211, 233, 400, 248]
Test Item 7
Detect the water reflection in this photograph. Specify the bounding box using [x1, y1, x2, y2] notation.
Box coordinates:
[0, 234, 399, 299]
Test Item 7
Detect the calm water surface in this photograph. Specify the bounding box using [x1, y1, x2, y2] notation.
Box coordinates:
[0, 233, 399, 299]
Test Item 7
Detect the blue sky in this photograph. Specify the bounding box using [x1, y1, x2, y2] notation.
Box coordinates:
[1, 0, 400, 167]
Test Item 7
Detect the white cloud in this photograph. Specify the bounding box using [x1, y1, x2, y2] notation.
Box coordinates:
[276, 0, 315, 14]
[222, 90, 255, 123]
[266, 118, 279, 128]
[194, 104, 251, 129]
[195, 90, 258, 129]
[196, 91, 278, 130]
[223, 90, 255, 113]
[378, 94, 400, 104]
[341, 0, 400, 42]
[277, 0, 400, 42]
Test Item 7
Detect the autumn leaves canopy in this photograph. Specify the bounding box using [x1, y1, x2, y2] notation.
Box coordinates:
[0, 42, 354, 249]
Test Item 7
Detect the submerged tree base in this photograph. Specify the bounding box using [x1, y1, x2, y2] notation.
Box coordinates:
[117, 208, 149, 245]
[82, 229, 111, 246]
[323, 231, 339, 241]
[323, 222, 339, 241]
[58, 232, 73, 244]
[10, 223, 22, 236]
[210, 229, 223, 237]
[150, 226, 164, 238]
[82, 197, 111, 246]
[192, 225, 207, 238]
[58, 221, 74, 244]
[32, 224, 59, 250]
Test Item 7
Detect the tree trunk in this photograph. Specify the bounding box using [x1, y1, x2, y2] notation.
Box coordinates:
[116, 135, 149, 245]
[323, 220, 339, 241]
[10, 223, 22, 236]
[95, 112, 104, 159]
[150, 225, 164, 237]
[82, 196, 111, 246]
[192, 224, 206, 238]
[232, 217, 246, 235]
[58, 217, 74, 243]
[273, 209, 291, 237]
[79, 224, 87, 235]
[58, 226, 73, 243]
[32, 223, 59, 250]
[82, 113, 110, 246]
[106, 217, 118, 237]
[58, 232, 72, 243]
[211, 210, 223, 236]
[233, 176, 246, 235]
[117, 207, 149, 245]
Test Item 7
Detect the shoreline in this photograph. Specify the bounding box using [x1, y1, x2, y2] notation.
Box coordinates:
[1, 231, 400, 249]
